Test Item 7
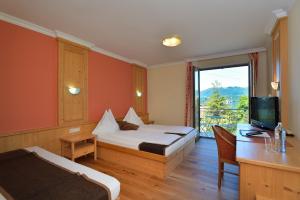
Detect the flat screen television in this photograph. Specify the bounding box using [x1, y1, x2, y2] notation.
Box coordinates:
[250, 97, 279, 130]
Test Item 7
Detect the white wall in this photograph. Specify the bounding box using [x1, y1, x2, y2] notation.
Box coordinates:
[148, 62, 186, 125]
[148, 52, 269, 125]
[288, 0, 300, 138]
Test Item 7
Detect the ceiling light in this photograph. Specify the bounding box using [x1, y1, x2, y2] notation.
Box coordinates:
[162, 35, 182, 47]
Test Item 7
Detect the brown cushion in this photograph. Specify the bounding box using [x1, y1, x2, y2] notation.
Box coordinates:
[117, 121, 139, 130]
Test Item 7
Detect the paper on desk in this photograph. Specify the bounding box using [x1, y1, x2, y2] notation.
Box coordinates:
[251, 132, 270, 138]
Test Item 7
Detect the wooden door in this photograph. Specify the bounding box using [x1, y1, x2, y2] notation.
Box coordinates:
[272, 17, 288, 128]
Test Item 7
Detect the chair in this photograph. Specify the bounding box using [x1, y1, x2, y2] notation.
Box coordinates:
[212, 125, 239, 189]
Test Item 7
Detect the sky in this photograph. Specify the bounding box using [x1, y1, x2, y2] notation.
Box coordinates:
[195, 66, 249, 91]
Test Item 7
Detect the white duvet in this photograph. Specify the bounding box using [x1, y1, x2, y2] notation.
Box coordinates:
[139, 124, 194, 134]
[97, 129, 181, 148]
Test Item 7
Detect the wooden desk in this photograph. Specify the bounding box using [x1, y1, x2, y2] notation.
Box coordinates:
[60, 133, 96, 161]
[236, 124, 300, 200]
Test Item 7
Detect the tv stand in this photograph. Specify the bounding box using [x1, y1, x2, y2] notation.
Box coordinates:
[250, 121, 273, 131]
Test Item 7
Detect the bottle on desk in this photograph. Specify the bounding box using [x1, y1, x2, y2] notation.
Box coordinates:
[280, 128, 287, 153]
[274, 122, 282, 152]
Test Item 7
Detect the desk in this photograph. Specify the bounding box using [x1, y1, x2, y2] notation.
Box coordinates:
[236, 124, 300, 200]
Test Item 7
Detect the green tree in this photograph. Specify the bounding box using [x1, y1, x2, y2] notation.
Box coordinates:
[199, 81, 249, 136]
[201, 81, 234, 133]
[236, 95, 249, 122]
[206, 81, 229, 117]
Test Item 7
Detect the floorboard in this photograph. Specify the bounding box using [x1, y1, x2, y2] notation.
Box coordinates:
[78, 138, 239, 200]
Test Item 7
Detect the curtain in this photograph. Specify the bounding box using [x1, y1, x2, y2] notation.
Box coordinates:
[249, 52, 259, 96]
[184, 62, 194, 126]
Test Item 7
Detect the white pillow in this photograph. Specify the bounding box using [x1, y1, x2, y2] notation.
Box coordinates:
[123, 107, 144, 125]
[107, 109, 120, 131]
[92, 111, 119, 135]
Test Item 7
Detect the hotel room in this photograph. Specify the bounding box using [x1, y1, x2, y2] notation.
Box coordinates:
[0, 0, 299, 200]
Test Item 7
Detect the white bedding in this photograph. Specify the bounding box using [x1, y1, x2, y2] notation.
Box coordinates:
[23, 146, 120, 200]
[139, 124, 194, 134]
[96, 128, 197, 156]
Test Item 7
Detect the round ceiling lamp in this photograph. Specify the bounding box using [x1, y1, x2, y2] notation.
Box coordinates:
[162, 35, 182, 47]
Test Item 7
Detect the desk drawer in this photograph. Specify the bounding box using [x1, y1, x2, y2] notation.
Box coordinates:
[240, 163, 300, 200]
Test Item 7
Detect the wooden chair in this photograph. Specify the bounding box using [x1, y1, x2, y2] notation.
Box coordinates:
[212, 125, 239, 189]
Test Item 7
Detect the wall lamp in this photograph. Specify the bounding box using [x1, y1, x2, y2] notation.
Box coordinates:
[68, 86, 81, 95]
[136, 90, 142, 97]
[271, 81, 280, 91]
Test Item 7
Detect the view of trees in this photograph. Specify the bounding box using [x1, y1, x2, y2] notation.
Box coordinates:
[198, 81, 249, 135]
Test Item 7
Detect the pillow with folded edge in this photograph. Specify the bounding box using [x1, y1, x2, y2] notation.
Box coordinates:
[107, 109, 120, 131]
[123, 107, 144, 126]
[117, 121, 139, 130]
[92, 110, 119, 136]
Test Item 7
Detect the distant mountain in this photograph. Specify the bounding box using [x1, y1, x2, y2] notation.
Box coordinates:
[200, 86, 248, 98]
[197, 86, 248, 108]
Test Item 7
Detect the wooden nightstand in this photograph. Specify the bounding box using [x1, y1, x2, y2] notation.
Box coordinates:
[144, 120, 154, 125]
[60, 133, 97, 161]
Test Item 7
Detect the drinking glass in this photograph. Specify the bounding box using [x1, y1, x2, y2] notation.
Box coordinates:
[264, 137, 273, 152]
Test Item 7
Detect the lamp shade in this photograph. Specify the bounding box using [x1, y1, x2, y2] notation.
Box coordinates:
[271, 81, 279, 91]
[68, 87, 80, 95]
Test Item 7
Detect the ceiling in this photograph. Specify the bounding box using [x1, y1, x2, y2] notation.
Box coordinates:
[0, 0, 292, 66]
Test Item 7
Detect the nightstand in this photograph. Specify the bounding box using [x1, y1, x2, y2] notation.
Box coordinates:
[144, 120, 154, 125]
[60, 133, 96, 161]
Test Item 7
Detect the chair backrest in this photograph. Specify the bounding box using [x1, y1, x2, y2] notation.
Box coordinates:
[212, 125, 236, 164]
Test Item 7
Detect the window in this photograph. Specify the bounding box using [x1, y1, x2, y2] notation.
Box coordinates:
[194, 65, 250, 138]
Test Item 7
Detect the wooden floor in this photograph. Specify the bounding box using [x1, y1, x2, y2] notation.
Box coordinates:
[79, 138, 239, 200]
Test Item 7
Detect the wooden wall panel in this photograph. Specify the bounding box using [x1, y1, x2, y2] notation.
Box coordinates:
[272, 17, 289, 127]
[58, 39, 88, 126]
[133, 64, 147, 114]
[0, 123, 97, 155]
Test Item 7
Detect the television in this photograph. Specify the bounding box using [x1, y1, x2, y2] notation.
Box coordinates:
[250, 97, 279, 130]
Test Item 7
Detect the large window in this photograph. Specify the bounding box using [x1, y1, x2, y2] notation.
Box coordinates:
[194, 65, 250, 138]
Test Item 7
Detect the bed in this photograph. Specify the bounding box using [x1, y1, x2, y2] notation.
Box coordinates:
[0, 146, 120, 200]
[96, 124, 197, 179]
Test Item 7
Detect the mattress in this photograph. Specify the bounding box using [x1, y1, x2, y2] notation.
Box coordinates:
[96, 128, 197, 156]
[18, 146, 120, 200]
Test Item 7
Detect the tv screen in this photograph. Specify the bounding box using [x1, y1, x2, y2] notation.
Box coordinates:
[250, 97, 279, 130]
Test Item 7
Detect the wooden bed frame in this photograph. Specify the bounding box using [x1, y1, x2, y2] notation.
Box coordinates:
[97, 135, 196, 179]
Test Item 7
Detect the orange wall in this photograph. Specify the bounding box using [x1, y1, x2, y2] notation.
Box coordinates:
[0, 20, 58, 134]
[88, 51, 133, 121]
[0, 20, 145, 134]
